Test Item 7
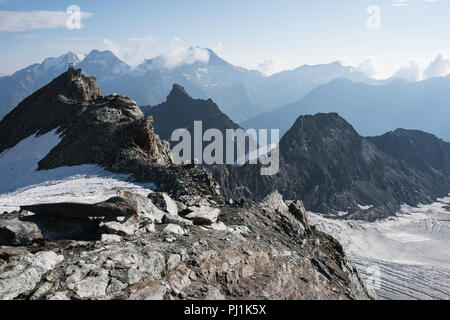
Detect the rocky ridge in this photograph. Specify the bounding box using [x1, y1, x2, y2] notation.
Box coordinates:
[0, 190, 373, 300]
[212, 113, 450, 221]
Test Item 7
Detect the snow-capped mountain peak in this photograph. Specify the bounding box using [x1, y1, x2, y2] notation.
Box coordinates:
[41, 52, 81, 71]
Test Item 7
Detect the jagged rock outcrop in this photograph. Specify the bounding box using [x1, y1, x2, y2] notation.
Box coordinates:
[212, 113, 450, 220]
[0, 191, 374, 300]
[143, 84, 241, 143]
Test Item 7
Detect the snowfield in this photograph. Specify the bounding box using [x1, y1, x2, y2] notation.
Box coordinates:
[0, 130, 156, 213]
[309, 198, 450, 300]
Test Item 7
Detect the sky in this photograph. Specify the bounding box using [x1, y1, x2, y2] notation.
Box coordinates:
[0, 0, 449, 79]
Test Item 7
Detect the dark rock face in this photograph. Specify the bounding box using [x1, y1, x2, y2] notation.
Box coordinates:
[368, 129, 450, 176]
[143, 84, 241, 143]
[212, 113, 450, 220]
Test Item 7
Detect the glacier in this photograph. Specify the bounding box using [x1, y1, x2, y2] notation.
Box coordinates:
[309, 198, 450, 300]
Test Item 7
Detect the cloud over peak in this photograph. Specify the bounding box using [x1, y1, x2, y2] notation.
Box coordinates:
[161, 45, 210, 70]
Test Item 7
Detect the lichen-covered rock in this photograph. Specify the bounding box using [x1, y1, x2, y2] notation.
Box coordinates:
[0, 251, 64, 300]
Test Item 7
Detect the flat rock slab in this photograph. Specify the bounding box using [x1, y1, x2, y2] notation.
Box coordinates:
[21, 197, 138, 218]
[184, 206, 220, 225]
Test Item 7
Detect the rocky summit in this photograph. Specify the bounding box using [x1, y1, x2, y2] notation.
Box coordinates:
[0, 69, 373, 300]
[212, 113, 450, 221]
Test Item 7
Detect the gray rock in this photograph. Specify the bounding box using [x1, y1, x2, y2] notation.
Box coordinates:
[0, 246, 30, 259]
[106, 279, 128, 296]
[288, 200, 312, 234]
[204, 285, 225, 300]
[100, 219, 139, 236]
[110, 268, 142, 285]
[148, 192, 179, 215]
[207, 222, 229, 231]
[101, 234, 122, 243]
[30, 281, 54, 300]
[184, 206, 220, 225]
[128, 282, 167, 300]
[262, 191, 289, 213]
[0, 218, 43, 245]
[73, 270, 109, 299]
[118, 190, 166, 223]
[163, 224, 186, 236]
[166, 254, 181, 271]
[47, 291, 71, 300]
[0, 251, 64, 300]
[162, 214, 193, 227]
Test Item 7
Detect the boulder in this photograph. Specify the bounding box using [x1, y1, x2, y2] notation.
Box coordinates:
[128, 281, 167, 300]
[166, 254, 181, 272]
[101, 234, 122, 243]
[288, 200, 312, 234]
[118, 190, 166, 223]
[162, 214, 193, 227]
[0, 218, 43, 245]
[262, 191, 289, 213]
[163, 224, 186, 236]
[184, 206, 220, 225]
[21, 196, 139, 218]
[148, 192, 178, 215]
[100, 216, 140, 236]
[204, 285, 225, 300]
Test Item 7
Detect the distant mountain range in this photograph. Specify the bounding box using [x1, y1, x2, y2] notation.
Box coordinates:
[242, 76, 450, 142]
[3, 48, 450, 143]
[0, 48, 379, 123]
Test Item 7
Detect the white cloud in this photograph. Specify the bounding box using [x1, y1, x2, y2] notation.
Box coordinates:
[103, 37, 157, 67]
[103, 39, 121, 57]
[423, 54, 450, 78]
[160, 45, 210, 69]
[255, 56, 283, 76]
[393, 61, 423, 81]
[357, 59, 378, 78]
[0, 10, 92, 32]
[213, 42, 224, 54]
[358, 53, 450, 81]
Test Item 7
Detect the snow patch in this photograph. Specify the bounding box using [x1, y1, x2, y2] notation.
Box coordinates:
[0, 129, 156, 213]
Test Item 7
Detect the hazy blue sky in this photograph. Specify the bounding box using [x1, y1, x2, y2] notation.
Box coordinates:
[0, 0, 449, 79]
